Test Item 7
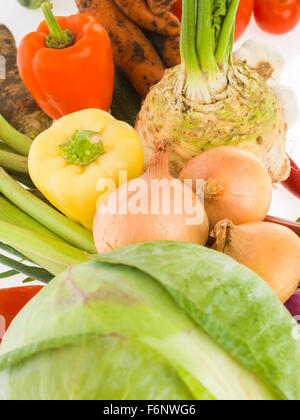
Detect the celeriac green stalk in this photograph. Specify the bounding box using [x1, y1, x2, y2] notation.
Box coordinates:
[180, 0, 209, 100]
[215, 0, 239, 64]
[136, 0, 289, 183]
[196, 1, 218, 75]
[0, 168, 96, 254]
[181, 0, 240, 101]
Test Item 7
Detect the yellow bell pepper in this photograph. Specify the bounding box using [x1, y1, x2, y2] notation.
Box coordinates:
[28, 109, 144, 230]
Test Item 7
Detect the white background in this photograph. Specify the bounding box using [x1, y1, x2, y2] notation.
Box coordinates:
[0, 0, 299, 287]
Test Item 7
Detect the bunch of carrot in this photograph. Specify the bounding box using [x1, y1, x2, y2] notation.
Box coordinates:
[76, 0, 181, 98]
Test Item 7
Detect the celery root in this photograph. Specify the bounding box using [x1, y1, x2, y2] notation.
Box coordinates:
[136, 0, 290, 182]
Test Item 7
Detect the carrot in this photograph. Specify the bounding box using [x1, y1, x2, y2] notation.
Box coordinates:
[147, 0, 178, 16]
[114, 0, 180, 37]
[0, 25, 51, 139]
[76, 0, 165, 98]
[146, 32, 180, 68]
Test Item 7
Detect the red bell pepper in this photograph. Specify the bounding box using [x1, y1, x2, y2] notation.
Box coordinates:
[282, 156, 300, 199]
[17, 2, 114, 121]
[0, 286, 43, 344]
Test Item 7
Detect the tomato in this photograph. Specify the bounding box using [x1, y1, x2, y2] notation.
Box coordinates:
[235, 0, 254, 40]
[172, 0, 253, 41]
[254, 0, 300, 34]
[0, 286, 43, 343]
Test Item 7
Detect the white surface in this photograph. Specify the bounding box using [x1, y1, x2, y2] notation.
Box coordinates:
[0, 0, 299, 288]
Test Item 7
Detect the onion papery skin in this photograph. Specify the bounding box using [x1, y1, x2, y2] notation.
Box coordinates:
[180, 146, 272, 229]
[136, 61, 290, 183]
[212, 220, 300, 303]
[93, 145, 209, 254]
[94, 181, 209, 254]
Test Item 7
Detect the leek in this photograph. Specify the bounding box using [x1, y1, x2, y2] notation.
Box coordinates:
[0, 168, 96, 254]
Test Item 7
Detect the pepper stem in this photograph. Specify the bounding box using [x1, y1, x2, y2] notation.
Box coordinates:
[60, 130, 105, 166]
[42, 2, 74, 49]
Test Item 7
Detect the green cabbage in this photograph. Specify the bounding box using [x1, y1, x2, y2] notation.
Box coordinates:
[0, 242, 299, 400]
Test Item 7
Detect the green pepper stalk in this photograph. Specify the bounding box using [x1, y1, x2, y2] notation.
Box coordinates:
[180, 0, 239, 101]
[60, 130, 105, 166]
[42, 2, 75, 49]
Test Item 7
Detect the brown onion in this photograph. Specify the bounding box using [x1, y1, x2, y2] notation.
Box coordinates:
[211, 220, 300, 303]
[94, 141, 209, 253]
[179, 146, 272, 229]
